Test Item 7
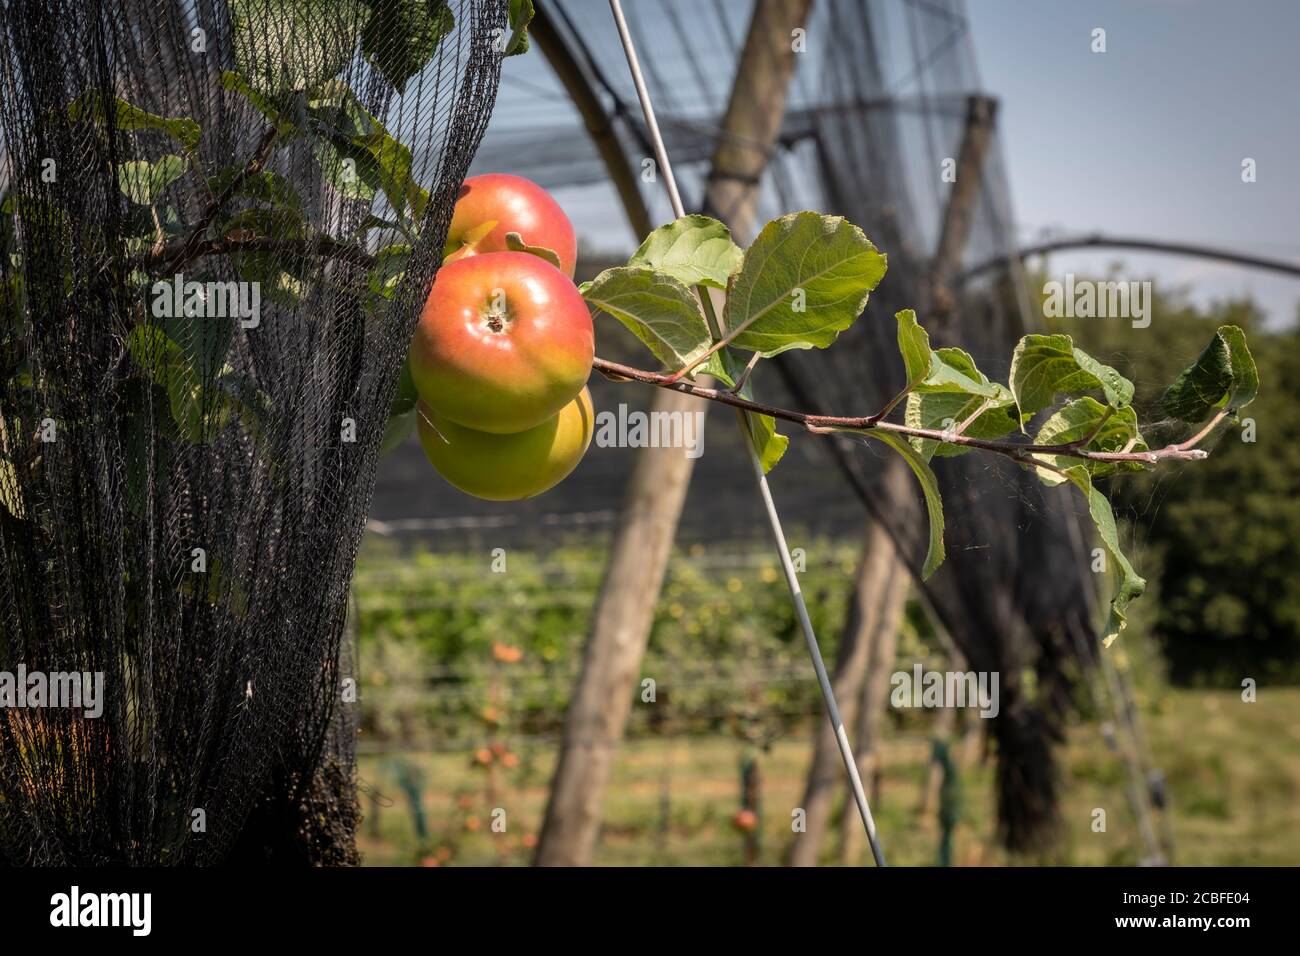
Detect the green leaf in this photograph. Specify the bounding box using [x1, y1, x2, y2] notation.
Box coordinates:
[1161, 324, 1258, 423]
[582, 266, 711, 371]
[351, 213, 402, 240]
[67, 92, 201, 151]
[1029, 397, 1147, 485]
[505, 0, 534, 55]
[117, 156, 187, 205]
[725, 211, 887, 357]
[1219, 326, 1260, 412]
[856, 430, 945, 579]
[316, 139, 377, 201]
[916, 347, 1006, 399]
[125, 325, 240, 444]
[391, 357, 418, 414]
[1062, 465, 1146, 646]
[231, 0, 366, 95]
[219, 207, 311, 307]
[369, 243, 411, 299]
[207, 166, 304, 212]
[160, 307, 235, 385]
[380, 407, 417, 454]
[0, 457, 25, 519]
[1009, 333, 1134, 426]
[709, 347, 788, 473]
[627, 215, 743, 290]
[744, 412, 789, 473]
[895, 308, 931, 389]
[361, 0, 455, 93]
[904, 389, 1019, 461]
[904, 345, 1017, 459]
[307, 89, 428, 220]
[219, 71, 299, 137]
[504, 232, 562, 270]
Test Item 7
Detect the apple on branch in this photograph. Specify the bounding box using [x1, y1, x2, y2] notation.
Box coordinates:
[409, 250, 594, 435]
[442, 173, 579, 278]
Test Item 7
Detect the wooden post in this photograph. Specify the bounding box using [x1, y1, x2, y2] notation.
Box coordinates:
[533, 428, 697, 865]
[702, 0, 817, 242]
[928, 95, 997, 324]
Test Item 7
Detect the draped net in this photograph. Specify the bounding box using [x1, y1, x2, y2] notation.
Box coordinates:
[0, 0, 504, 864]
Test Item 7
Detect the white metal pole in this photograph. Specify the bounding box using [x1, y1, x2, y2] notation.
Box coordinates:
[608, 0, 886, 866]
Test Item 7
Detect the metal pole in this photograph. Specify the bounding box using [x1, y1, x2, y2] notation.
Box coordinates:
[608, 0, 886, 866]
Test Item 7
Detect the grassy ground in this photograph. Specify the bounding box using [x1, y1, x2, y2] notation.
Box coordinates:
[355, 686, 1300, 867]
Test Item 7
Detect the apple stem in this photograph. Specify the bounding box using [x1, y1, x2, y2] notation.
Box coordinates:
[590, 356, 1217, 465]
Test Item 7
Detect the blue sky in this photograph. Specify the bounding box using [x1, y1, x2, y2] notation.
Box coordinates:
[480, 0, 1300, 328]
[967, 0, 1300, 327]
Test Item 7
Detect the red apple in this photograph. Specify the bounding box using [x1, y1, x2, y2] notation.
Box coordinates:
[443, 173, 578, 277]
[410, 251, 593, 434]
[416, 388, 594, 501]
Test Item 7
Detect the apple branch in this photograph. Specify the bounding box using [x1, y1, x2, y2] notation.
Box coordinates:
[591, 355, 1214, 466]
[160, 125, 280, 273]
[140, 234, 377, 271]
[127, 227, 1221, 473]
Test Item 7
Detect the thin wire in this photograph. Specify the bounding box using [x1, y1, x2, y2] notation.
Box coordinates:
[607, 0, 886, 867]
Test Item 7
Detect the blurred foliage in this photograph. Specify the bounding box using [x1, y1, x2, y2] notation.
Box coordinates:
[1029, 271, 1299, 684]
[352, 537, 871, 747]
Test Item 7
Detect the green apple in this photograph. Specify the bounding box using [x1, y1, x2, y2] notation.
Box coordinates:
[417, 387, 594, 500]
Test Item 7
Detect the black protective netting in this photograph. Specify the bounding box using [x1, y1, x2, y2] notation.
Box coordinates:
[0, 0, 505, 864]
[504, 0, 1100, 850]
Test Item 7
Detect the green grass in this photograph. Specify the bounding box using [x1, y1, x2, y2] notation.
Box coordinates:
[355, 686, 1300, 867]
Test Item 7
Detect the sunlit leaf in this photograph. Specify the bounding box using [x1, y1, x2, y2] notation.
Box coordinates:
[855, 429, 945, 579]
[709, 346, 787, 473]
[894, 308, 931, 389]
[725, 212, 887, 357]
[231, 0, 366, 95]
[628, 215, 743, 290]
[504, 231, 562, 270]
[905, 389, 1018, 461]
[583, 266, 711, 371]
[117, 156, 187, 206]
[1062, 465, 1146, 646]
[1009, 333, 1133, 426]
[68, 92, 202, 151]
[505, 0, 534, 55]
[1029, 397, 1147, 485]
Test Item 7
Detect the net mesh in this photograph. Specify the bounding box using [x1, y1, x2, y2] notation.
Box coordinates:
[486, 0, 1098, 850]
[0, 0, 504, 865]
